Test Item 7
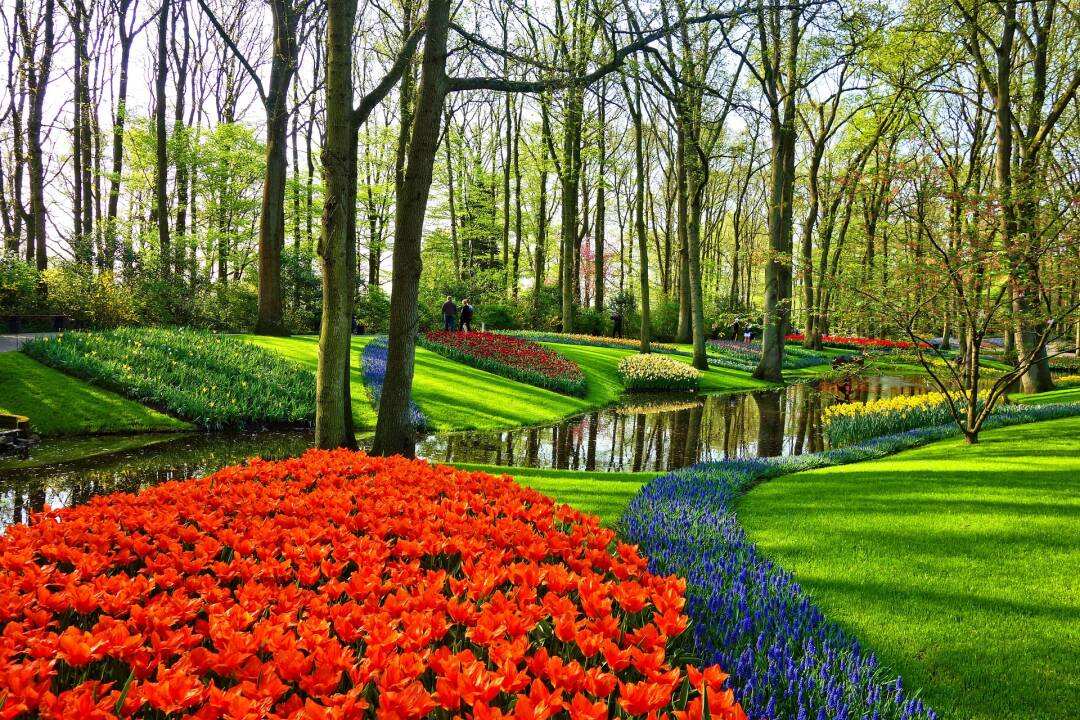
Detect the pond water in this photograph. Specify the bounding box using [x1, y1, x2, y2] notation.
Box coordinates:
[415, 374, 933, 472]
[1, 374, 932, 528]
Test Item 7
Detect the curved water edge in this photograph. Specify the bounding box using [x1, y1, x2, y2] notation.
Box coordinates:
[0, 372, 1004, 527]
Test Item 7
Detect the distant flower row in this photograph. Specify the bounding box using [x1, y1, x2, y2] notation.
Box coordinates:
[500, 331, 680, 355]
[785, 333, 930, 350]
[420, 331, 587, 396]
[707, 339, 830, 373]
[0, 450, 746, 719]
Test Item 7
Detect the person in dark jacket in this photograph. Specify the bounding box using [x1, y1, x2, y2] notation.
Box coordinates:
[441, 296, 457, 331]
[611, 311, 623, 338]
[460, 299, 474, 332]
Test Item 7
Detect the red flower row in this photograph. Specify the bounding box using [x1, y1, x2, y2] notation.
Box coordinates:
[785, 333, 929, 349]
[420, 332, 587, 396]
[0, 450, 744, 720]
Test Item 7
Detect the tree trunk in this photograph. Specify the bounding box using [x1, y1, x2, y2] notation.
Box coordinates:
[25, 0, 54, 270]
[316, 0, 359, 449]
[371, 0, 450, 458]
[153, 0, 171, 277]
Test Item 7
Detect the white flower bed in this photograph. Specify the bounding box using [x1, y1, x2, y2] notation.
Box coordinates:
[617, 353, 702, 392]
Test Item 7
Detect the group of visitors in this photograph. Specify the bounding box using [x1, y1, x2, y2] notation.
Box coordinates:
[441, 296, 474, 332]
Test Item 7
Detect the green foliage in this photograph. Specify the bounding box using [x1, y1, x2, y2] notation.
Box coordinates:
[480, 303, 516, 329]
[355, 285, 391, 333]
[0, 253, 40, 315]
[573, 307, 610, 336]
[22, 328, 316, 430]
[40, 263, 139, 328]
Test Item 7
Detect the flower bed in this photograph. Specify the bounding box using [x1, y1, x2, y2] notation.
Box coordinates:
[618, 354, 702, 392]
[621, 401, 1080, 720]
[0, 450, 746, 719]
[419, 331, 587, 396]
[22, 327, 315, 429]
[1054, 374, 1080, 388]
[823, 391, 994, 447]
[706, 340, 830, 373]
[500, 331, 682, 355]
[785, 333, 929, 350]
[361, 336, 428, 429]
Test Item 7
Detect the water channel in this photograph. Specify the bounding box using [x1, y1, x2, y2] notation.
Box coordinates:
[0, 374, 934, 528]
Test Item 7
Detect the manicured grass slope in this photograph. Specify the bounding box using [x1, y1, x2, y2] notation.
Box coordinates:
[736, 417, 1080, 720]
[0, 353, 190, 436]
[240, 335, 377, 430]
[451, 462, 654, 526]
[1015, 386, 1080, 405]
[245, 336, 772, 432]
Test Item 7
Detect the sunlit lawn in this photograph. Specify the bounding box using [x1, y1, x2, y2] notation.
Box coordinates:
[737, 417, 1080, 720]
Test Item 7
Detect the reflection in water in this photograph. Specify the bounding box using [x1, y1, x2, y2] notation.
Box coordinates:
[0, 432, 312, 529]
[417, 374, 932, 472]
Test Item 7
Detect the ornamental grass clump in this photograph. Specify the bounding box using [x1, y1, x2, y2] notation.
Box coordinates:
[823, 391, 991, 447]
[618, 354, 701, 392]
[0, 449, 747, 720]
[419, 331, 587, 397]
[22, 327, 314, 429]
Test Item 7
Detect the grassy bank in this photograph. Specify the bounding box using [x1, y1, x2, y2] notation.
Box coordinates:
[244, 335, 773, 432]
[736, 417, 1080, 720]
[0, 353, 190, 436]
[450, 462, 655, 525]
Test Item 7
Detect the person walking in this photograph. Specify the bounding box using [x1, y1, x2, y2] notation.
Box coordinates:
[441, 296, 457, 332]
[611, 311, 623, 338]
[460, 298, 474, 332]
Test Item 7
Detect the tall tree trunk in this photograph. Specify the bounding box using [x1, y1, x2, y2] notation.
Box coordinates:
[560, 85, 584, 332]
[153, 0, 171, 277]
[24, 0, 53, 271]
[105, 0, 135, 272]
[316, 0, 358, 448]
[371, 0, 450, 458]
[593, 79, 606, 313]
[626, 76, 651, 353]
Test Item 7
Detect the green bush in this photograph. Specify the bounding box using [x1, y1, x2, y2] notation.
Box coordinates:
[480, 303, 517, 329]
[22, 327, 315, 429]
[41, 263, 139, 328]
[0, 253, 41, 315]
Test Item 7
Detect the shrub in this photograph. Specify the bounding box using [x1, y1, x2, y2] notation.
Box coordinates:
[22, 327, 315, 429]
[0, 253, 41, 315]
[823, 391, 991, 447]
[0, 450, 747, 719]
[39, 264, 139, 328]
[622, 401, 1080, 720]
[572, 307, 609, 336]
[480, 302, 517, 330]
[419, 331, 587, 396]
[618, 354, 701, 392]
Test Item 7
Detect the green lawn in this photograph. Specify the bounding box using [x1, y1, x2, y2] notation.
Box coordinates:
[736, 417, 1080, 720]
[1015, 386, 1080, 405]
[0, 353, 190, 436]
[450, 462, 655, 526]
[243, 335, 772, 432]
